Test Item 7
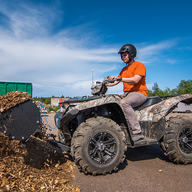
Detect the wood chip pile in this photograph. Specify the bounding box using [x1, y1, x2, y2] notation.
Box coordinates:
[0, 91, 32, 115]
[0, 133, 79, 191]
[0, 91, 80, 191]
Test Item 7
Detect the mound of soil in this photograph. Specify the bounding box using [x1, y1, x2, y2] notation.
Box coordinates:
[0, 133, 79, 191]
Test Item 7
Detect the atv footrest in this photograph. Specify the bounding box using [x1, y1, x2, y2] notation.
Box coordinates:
[133, 137, 158, 147]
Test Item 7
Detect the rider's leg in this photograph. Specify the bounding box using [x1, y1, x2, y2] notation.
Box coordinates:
[120, 92, 147, 134]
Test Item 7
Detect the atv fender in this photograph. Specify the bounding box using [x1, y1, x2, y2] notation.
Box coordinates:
[58, 95, 126, 141]
[59, 108, 79, 141]
[136, 93, 192, 122]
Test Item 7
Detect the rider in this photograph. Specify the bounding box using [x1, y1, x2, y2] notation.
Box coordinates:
[106, 44, 148, 141]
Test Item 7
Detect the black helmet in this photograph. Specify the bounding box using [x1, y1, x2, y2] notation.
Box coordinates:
[118, 44, 137, 59]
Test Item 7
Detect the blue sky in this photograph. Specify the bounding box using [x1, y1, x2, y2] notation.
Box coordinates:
[0, 0, 192, 97]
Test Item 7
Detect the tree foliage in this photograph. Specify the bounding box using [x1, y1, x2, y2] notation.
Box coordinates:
[148, 79, 192, 97]
[177, 80, 192, 94]
[44, 98, 51, 105]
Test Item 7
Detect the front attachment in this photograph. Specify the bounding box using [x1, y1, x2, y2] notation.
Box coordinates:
[0, 100, 40, 141]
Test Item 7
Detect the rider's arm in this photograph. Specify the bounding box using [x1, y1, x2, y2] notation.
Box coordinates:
[122, 75, 142, 84]
[106, 75, 142, 86]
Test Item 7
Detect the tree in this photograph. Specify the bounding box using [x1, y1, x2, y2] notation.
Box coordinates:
[152, 83, 165, 96]
[148, 89, 153, 97]
[170, 88, 177, 95]
[152, 82, 159, 95]
[44, 98, 51, 105]
[177, 80, 192, 94]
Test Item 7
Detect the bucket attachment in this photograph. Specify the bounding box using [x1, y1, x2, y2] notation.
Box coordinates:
[0, 99, 40, 141]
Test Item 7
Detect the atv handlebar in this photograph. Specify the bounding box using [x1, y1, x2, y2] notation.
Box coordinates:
[103, 78, 122, 84]
[92, 77, 122, 96]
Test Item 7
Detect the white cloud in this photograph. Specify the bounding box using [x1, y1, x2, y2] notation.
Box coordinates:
[137, 40, 177, 64]
[166, 59, 177, 65]
[0, 2, 121, 96]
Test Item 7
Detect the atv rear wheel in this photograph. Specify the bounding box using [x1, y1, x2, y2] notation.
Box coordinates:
[160, 115, 192, 164]
[71, 117, 127, 175]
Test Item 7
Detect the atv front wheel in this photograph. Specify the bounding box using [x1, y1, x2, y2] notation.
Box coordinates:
[160, 115, 192, 164]
[71, 117, 127, 175]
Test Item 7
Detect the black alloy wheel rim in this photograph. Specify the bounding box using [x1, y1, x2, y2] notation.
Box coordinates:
[179, 127, 192, 154]
[88, 132, 117, 164]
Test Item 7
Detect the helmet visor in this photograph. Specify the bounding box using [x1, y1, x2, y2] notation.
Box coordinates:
[118, 47, 129, 54]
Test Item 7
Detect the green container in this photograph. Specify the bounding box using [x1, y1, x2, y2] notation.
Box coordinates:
[0, 82, 32, 96]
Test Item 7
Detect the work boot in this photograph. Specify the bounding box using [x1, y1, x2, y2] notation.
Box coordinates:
[132, 133, 144, 142]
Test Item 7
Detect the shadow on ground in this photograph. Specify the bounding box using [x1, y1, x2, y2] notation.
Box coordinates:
[119, 144, 170, 171]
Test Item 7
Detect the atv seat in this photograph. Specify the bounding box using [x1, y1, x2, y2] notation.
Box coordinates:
[134, 97, 162, 111]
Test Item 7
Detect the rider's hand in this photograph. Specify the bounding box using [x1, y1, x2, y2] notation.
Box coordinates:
[107, 76, 117, 80]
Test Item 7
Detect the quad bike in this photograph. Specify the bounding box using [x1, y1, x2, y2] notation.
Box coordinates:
[53, 78, 192, 175]
[1, 82, 192, 175]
